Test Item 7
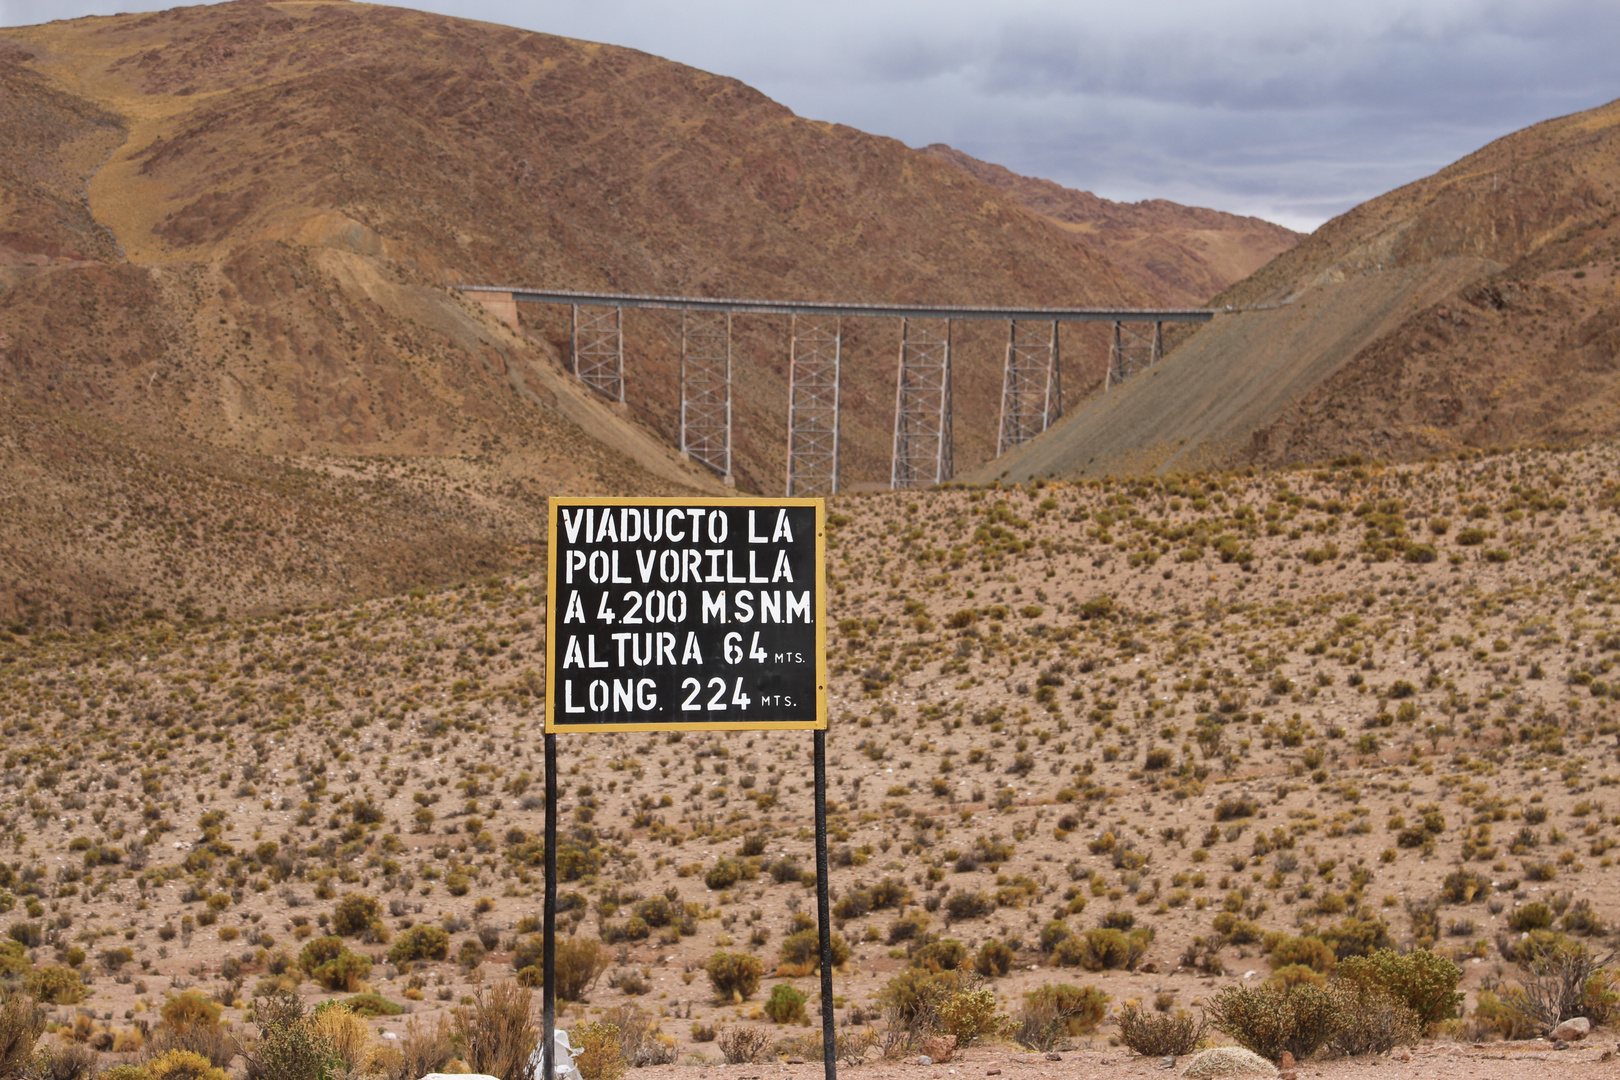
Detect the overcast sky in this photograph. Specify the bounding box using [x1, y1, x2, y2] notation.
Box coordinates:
[5, 1, 1617, 232]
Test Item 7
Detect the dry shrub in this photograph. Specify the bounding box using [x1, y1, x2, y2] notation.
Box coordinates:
[145, 1050, 227, 1080]
[1336, 948, 1462, 1032]
[936, 988, 1001, 1045]
[0, 992, 45, 1080]
[704, 953, 763, 1004]
[244, 991, 335, 1080]
[98, 1067, 150, 1080]
[390, 1015, 453, 1080]
[310, 1006, 377, 1075]
[716, 1027, 771, 1065]
[1582, 967, 1620, 1026]
[835, 1030, 879, 1067]
[598, 1005, 675, 1068]
[1322, 983, 1417, 1058]
[1012, 984, 1108, 1051]
[555, 938, 612, 1002]
[452, 981, 535, 1080]
[1469, 990, 1534, 1041]
[571, 1023, 625, 1080]
[145, 1024, 234, 1071]
[1115, 1003, 1205, 1057]
[763, 985, 807, 1026]
[29, 1042, 98, 1080]
[1051, 928, 1151, 971]
[1205, 983, 1342, 1062]
[1507, 942, 1616, 1034]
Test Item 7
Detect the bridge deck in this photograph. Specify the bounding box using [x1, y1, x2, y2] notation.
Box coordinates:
[456, 285, 1214, 323]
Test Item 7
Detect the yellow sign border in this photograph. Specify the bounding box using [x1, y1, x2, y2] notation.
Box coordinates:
[545, 496, 828, 733]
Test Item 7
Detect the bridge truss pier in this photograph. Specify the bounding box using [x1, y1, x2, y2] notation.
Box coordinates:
[890, 317, 953, 490]
[1105, 320, 1163, 390]
[680, 310, 732, 482]
[786, 315, 841, 496]
[997, 319, 1061, 456]
[569, 304, 625, 402]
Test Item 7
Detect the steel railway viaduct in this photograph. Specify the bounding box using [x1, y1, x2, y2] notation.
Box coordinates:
[460, 286, 1213, 494]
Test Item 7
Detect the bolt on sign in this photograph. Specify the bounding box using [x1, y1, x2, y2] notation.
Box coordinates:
[545, 498, 827, 732]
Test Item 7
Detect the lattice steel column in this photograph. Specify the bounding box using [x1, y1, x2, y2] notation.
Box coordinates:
[680, 310, 732, 481]
[890, 317, 953, 490]
[996, 320, 1061, 456]
[1105, 320, 1162, 390]
[569, 304, 625, 402]
[786, 315, 841, 496]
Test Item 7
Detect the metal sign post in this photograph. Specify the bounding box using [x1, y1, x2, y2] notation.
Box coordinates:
[542, 498, 831, 1080]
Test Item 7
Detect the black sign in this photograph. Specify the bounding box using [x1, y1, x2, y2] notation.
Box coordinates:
[545, 498, 827, 732]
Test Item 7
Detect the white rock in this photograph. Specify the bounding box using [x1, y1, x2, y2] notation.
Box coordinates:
[1550, 1016, 1591, 1042]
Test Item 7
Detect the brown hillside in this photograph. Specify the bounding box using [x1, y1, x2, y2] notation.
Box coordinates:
[976, 97, 1620, 482]
[922, 143, 1301, 306]
[0, 0, 1154, 628]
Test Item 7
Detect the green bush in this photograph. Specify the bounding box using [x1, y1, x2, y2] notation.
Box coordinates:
[910, 938, 967, 973]
[973, 940, 1015, 978]
[1206, 982, 1343, 1062]
[1336, 949, 1462, 1032]
[340, 993, 403, 1018]
[1472, 989, 1534, 1040]
[1116, 1003, 1205, 1056]
[161, 990, 222, 1031]
[1268, 936, 1336, 974]
[1050, 928, 1151, 971]
[878, 968, 963, 1024]
[938, 987, 1002, 1044]
[27, 965, 85, 1005]
[1325, 981, 1418, 1057]
[252, 990, 338, 1080]
[511, 935, 611, 1001]
[1038, 920, 1071, 954]
[777, 929, 849, 973]
[0, 941, 28, 980]
[0, 987, 45, 1079]
[705, 859, 743, 891]
[1215, 796, 1258, 821]
[1317, 915, 1392, 959]
[558, 937, 613, 1001]
[297, 937, 371, 992]
[100, 1067, 149, 1080]
[1267, 964, 1327, 990]
[705, 951, 763, 1003]
[943, 891, 992, 921]
[763, 984, 807, 1024]
[572, 1021, 625, 1080]
[387, 924, 449, 964]
[1017, 990, 1108, 1036]
[1438, 870, 1491, 904]
[1506, 903, 1553, 932]
[146, 1050, 227, 1080]
[330, 894, 381, 937]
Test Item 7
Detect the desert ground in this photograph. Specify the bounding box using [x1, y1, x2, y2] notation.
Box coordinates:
[1, 443, 1618, 1076]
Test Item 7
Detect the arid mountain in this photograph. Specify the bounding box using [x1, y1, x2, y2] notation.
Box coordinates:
[921, 144, 1301, 307]
[975, 96, 1620, 482]
[0, 0, 1168, 627]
